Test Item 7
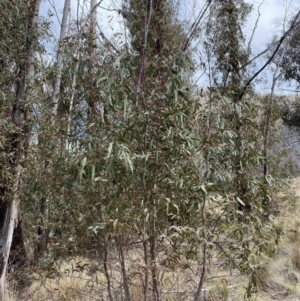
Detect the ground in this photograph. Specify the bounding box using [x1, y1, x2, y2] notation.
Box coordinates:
[6, 178, 300, 301]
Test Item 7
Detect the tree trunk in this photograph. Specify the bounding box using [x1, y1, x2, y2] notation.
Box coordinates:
[143, 239, 149, 301]
[90, 0, 97, 33]
[35, 0, 70, 263]
[194, 244, 207, 301]
[116, 236, 131, 301]
[103, 234, 114, 301]
[52, 0, 71, 118]
[9, 219, 28, 270]
[0, 199, 18, 300]
[150, 208, 161, 301]
[87, 0, 98, 117]
[34, 196, 49, 263]
[0, 0, 41, 298]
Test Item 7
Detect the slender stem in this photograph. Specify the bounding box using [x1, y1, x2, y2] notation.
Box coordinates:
[194, 243, 207, 301]
[65, 52, 79, 150]
[183, 0, 212, 51]
[143, 237, 149, 301]
[117, 236, 131, 301]
[150, 207, 161, 301]
[52, 0, 70, 118]
[135, 0, 154, 105]
[103, 234, 114, 301]
[238, 10, 300, 102]
[247, 0, 264, 56]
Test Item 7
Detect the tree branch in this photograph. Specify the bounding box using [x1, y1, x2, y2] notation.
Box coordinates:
[237, 9, 300, 102]
[182, 0, 212, 52]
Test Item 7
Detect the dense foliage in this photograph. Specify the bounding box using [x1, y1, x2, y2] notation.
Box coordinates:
[0, 0, 298, 300]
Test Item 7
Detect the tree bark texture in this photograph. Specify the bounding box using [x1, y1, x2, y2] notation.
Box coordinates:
[0, 0, 41, 299]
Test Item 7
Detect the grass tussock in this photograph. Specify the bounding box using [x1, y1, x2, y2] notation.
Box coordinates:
[254, 264, 286, 294]
[209, 278, 229, 300]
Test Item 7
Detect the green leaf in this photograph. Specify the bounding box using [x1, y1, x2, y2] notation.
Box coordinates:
[106, 142, 114, 159]
[126, 153, 133, 172]
[200, 185, 207, 194]
[219, 117, 225, 129]
[236, 197, 245, 206]
[91, 164, 95, 184]
[124, 98, 128, 120]
[81, 157, 87, 167]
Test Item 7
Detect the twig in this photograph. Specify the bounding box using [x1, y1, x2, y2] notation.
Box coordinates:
[247, 0, 265, 55]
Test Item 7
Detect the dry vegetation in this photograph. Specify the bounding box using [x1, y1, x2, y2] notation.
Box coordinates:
[3, 0, 300, 299]
[4, 178, 300, 301]
[234, 177, 300, 301]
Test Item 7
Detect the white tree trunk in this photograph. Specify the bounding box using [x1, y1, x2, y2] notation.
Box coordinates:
[90, 0, 97, 69]
[90, 0, 97, 35]
[52, 0, 71, 117]
[0, 200, 18, 300]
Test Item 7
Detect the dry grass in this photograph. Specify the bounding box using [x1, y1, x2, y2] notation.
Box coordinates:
[6, 177, 300, 301]
[248, 177, 300, 301]
[6, 258, 107, 301]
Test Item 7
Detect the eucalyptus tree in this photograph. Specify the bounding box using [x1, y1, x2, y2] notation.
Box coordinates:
[196, 0, 300, 297]
[0, 0, 41, 298]
[204, 0, 253, 212]
[3, 0, 299, 300]
[76, 2, 198, 300]
[119, 1, 196, 299]
[276, 12, 300, 128]
[33, 0, 72, 263]
[54, 0, 201, 300]
[278, 11, 300, 86]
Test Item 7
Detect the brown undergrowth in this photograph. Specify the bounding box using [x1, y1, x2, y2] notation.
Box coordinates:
[5, 178, 300, 301]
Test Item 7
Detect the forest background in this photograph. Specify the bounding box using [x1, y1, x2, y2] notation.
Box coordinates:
[2, 0, 300, 300]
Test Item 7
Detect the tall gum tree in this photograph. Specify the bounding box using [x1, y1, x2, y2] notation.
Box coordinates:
[197, 0, 300, 296]
[34, 0, 71, 263]
[205, 0, 252, 213]
[0, 0, 41, 299]
[120, 1, 196, 300]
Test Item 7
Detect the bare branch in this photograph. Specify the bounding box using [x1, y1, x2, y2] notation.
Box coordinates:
[48, 0, 62, 27]
[183, 0, 212, 52]
[135, 0, 154, 101]
[239, 45, 271, 71]
[238, 9, 300, 101]
[97, 23, 120, 53]
[247, 0, 265, 55]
